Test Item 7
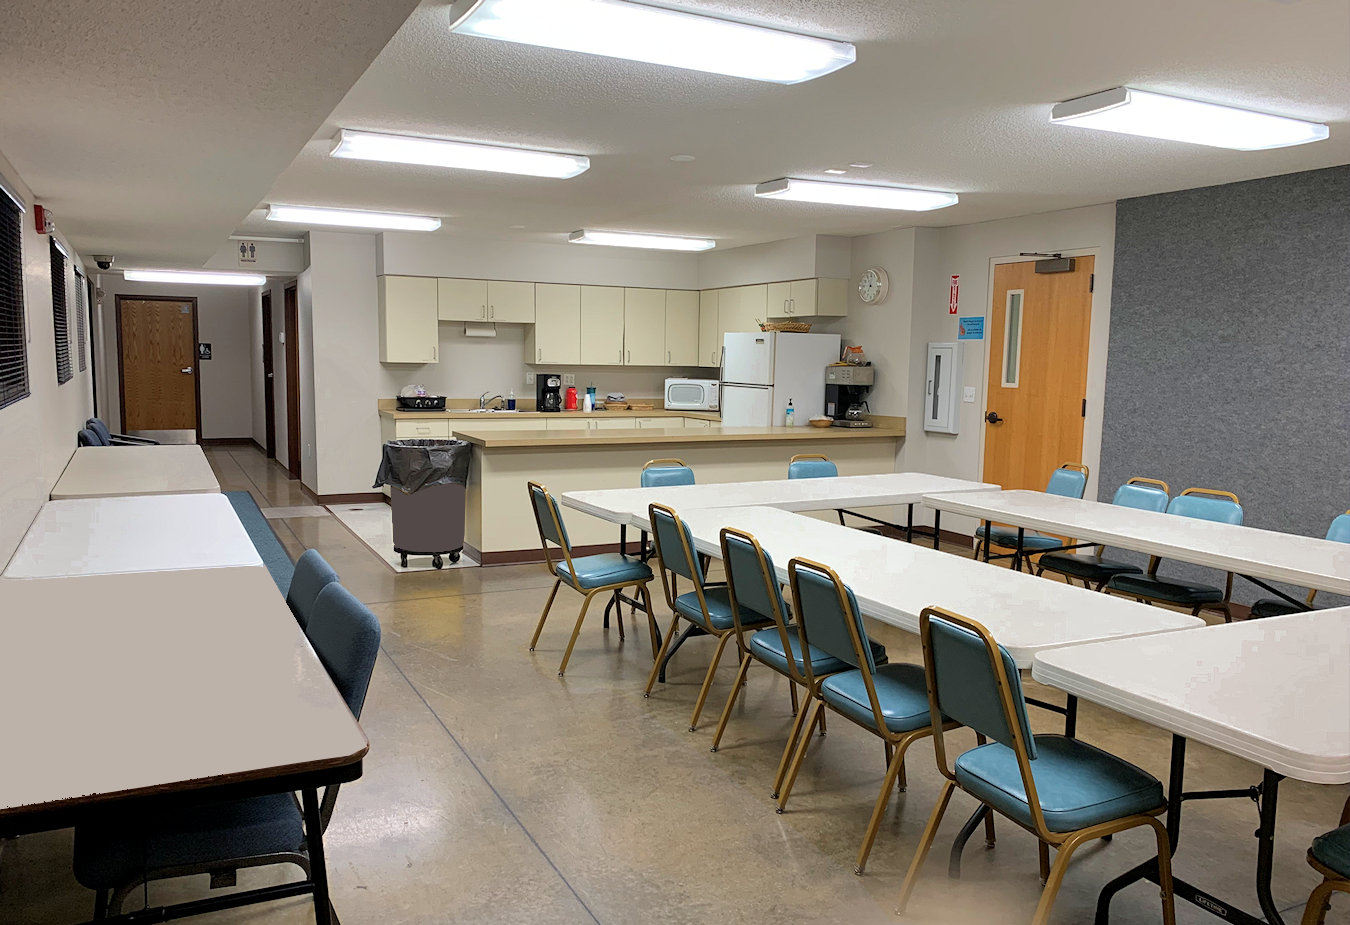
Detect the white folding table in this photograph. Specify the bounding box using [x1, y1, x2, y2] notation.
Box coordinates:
[924, 488, 1350, 604]
[3, 494, 262, 578]
[1033, 611, 1350, 925]
[51, 444, 221, 500]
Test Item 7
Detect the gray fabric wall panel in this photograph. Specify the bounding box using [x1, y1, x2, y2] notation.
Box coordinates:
[1100, 166, 1350, 604]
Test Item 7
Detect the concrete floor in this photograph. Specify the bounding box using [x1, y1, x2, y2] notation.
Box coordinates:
[2, 445, 1344, 925]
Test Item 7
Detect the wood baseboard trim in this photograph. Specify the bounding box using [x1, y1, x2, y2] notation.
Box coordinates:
[199, 437, 255, 447]
[314, 491, 386, 505]
[249, 438, 266, 456]
[471, 541, 622, 567]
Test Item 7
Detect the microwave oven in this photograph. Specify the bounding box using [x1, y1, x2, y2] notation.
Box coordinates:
[664, 378, 719, 412]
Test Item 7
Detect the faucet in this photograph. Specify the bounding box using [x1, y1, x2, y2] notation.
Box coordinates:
[479, 391, 504, 410]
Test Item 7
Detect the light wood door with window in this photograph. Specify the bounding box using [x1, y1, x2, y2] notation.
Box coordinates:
[982, 257, 1093, 491]
[117, 297, 197, 433]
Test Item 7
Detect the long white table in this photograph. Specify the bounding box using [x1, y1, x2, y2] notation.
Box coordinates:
[3, 494, 262, 578]
[925, 488, 1350, 598]
[51, 444, 221, 500]
[1033, 612, 1350, 925]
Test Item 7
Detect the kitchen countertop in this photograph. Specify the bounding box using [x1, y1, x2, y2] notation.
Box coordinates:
[377, 406, 719, 422]
[452, 422, 905, 448]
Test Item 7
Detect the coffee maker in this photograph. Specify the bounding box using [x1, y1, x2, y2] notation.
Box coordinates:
[536, 373, 563, 412]
[824, 364, 875, 425]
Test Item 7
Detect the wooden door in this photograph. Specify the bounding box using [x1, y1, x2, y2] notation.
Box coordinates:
[284, 284, 300, 478]
[982, 256, 1094, 491]
[116, 297, 198, 434]
[261, 291, 276, 459]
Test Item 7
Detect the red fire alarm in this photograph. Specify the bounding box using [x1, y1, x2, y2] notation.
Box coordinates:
[34, 204, 53, 235]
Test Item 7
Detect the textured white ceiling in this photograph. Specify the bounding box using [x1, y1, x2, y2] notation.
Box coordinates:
[245, 0, 1350, 250]
[0, 0, 423, 266]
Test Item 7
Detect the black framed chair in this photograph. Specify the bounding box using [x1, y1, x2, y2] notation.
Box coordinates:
[898, 607, 1175, 925]
[974, 463, 1089, 570]
[1036, 478, 1169, 590]
[1250, 511, 1350, 618]
[527, 481, 658, 676]
[1300, 799, 1350, 925]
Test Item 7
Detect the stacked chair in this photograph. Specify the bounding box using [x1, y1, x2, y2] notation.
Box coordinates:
[79, 418, 160, 446]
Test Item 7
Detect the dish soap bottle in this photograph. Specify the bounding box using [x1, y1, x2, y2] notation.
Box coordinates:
[507, 389, 516, 411]
[784, 399, 794, 427]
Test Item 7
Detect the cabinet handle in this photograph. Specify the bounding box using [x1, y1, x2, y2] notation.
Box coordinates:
[667, 350, 671, 363]
[537, 347, 542, 362]
[432, 346, 437, 361]
[490, 305, 495, 319]
[626, 350, 631, 363]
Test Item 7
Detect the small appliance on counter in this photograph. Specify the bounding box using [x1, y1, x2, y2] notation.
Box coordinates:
[664, 378, 719, 411]
[824, 363, 875, 426]
[537, 373, 563, 412]
[396, 384, 446, 412]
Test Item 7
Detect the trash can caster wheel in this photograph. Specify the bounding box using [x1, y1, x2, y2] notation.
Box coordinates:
[449, 551, 461, 564]
[433, 555, 444, 569]
[400, 553, 408, 568]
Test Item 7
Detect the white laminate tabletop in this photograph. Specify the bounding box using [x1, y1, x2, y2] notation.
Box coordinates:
[0, 567, 368, 818]
[51, 445, 220, 500]
[562, 472, 999, 530]
[675, 506, 1202, 668]
[3, 494, 262, 579]
[1032, 611, 1350, 783]
[924, 489, 1350, 595]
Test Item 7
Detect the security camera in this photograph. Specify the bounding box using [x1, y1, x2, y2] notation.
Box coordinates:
[93, 255, 114, 270]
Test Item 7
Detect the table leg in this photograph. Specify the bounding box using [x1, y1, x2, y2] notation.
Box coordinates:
[620, 523, 628, 557]
[948, 803, 991, 879]
[982, 521, 992, 561]
[302, 787, 334, 925]
[906, 503, 914, 544]
[657, 624, 704, 684]
[1064, 695, 1077, 738]
[933, 510, 942, 550]
[1255, 770, 1286, 925]
[1013, 527, 1025, 572]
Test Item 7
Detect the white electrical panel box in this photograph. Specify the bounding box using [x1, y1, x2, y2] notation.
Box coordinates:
[923, 342, 961, 434]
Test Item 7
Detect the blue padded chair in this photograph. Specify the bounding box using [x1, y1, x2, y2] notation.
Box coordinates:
[644, 503, 775, 732]
[286, 549, 340, 629]
[527, 481, 657, 676]
[640, 457, 695, 488]
[777, 558, 941, 875]
[974, 463, 1089, 570]
[1301, 799, 1350, 925]
[77, 427, 103, 447]
[87, 417, 159, 446]
[898, 608, 1175, 925]
[1036, 478, 1170, 591]
[788, 454, 852, 526]
[1107, 488, 1243, 621]
[73, 582, 381, 920]
[1251, 512, 1350, 618]
[710, 528, 888, 800]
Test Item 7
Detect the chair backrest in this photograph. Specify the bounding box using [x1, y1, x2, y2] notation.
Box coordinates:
[720, 528, 798, 676]
[286, 549, 340, 630]
[1045, 463, 1089, 499]
[77, 428, 103, 447]
[788, 454, 838, 480]
[527, 481, 574, 577]
[86, 419, 112, 444]
[1111, 477, 1170, 513]
[648, 503, 704, 584]
[641, 458, 695, 488]
[307, 582, 381, 721]
[788, 558, 876, 677]
[1326, 512, 1350, 544]
[1168, 487, 1243, 525]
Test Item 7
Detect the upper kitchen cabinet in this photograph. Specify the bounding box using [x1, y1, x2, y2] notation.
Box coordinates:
[766, 278, 848, 318]
[437, 278, 488, 321]
[579, 286, 624, 366]
[529, 284, 581, 365]
[698, 290, 719, 368]
[487, 280, 535, 323]
[623, 288, 666, 366]
[378, 276, 439, 364]
[664, 290, 699, 366]
[718, 285, 766, 341]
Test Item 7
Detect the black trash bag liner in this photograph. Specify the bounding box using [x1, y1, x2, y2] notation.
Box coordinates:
[373, 439, 471, 493]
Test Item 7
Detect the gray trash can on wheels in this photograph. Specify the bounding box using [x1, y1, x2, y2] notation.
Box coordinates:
[373, 439, 471, 569]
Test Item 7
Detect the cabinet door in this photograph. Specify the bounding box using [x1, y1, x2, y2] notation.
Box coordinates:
[437, 278, 488, 321]
[788, 279, 816, 316]
[635, 417, 682, 428]
[698, 290, 720, 368]
[623, 288, 666, 366]
[808, 278, 848, 317]
[682, 417, 712, 428]
[579, 286, 624, 365]
[378, 276, 439, 364]
[720, 285, 765, 337]
[487, 280, 535, 323]
[590, 417, 635, 429]
[766, 281, 792, 317]
[531, 284, 581, 365]
[664, 290, 699, 366]
[395, 419, 451, 439]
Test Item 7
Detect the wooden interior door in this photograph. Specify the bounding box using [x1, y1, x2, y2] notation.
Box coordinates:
[116, 296, 198, 435]
[982, 257, 1094, 491]
[284, 284, 300, 478]
[261, 291, 276, 459]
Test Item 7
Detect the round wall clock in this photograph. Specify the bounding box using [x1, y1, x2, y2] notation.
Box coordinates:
[857, 266, 889, 305]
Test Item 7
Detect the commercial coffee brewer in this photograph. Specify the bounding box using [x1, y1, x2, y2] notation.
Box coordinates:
[536, 373, 563, 412]
[824, 364, 875, 426]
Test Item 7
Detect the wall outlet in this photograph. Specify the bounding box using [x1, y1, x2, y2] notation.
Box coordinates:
[963, 387, 977, 403]
[562, 373, 575, 386]
[525, 371, 535, 385]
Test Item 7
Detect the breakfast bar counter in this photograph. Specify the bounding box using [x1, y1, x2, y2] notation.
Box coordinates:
[453, 422, 905, 449]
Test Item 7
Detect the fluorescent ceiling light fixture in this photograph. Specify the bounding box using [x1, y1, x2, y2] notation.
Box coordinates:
[227, 234, 304, 244]
[1050, 87, 1329, 150]
[123, 269, 266, 286]
[266, 204, 441, 231]
[569, 230, 715, 251]
[330, 129, 589, 179]
[754, 177, 959, 211]
[447, 0, 856, 85]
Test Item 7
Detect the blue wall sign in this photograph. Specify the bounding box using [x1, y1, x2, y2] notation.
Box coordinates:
[957, 316, 984, 340]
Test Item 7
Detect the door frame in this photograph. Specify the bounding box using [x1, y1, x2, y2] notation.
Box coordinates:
[974, 248, 1107, 500]
[114, 294, 201, 443]
[284, 283, 300, 479]
[260, 290, 276, 460]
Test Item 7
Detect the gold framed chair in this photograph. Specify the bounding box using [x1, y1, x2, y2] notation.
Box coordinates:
[640, 458, 695, 488]
[1300, 798, 1350, 925]
[899, 607, 1175, 925]
[1036, 477, 1170, 590]
[1251, 511, 1350, 618]
[974, 462, 1089, 571]
[787, 455, 848, 526]
[527, 481, 658, 677]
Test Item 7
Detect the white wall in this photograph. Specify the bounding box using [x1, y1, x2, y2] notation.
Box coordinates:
[0, 149, 95, 566]
[697, 234, 850, 289]
[297, 267, 317, 490]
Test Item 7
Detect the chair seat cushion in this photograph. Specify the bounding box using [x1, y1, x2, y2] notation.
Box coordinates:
[73, 793, 304, 889]
[557, 553, 652, 590]
[1038, 552, 1142, 582]
[1249, 598, 1303, 619]
[976, 525, 1062, 551]
[748, 627, 887, 678]
[1107, 573, 1222, 604]
[1311, 823, 1350, 878]
[675, 586, 752, 631]
[820, 662, 932, 733]
[954, 735, 1164, 834]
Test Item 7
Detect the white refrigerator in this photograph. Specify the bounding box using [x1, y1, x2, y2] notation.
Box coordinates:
[720, 332, 841, 426]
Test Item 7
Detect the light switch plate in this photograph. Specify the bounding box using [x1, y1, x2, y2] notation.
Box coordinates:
[963, 387, 977, 403]
[563, 373, 575, 386]
[525, 372, 535, 385]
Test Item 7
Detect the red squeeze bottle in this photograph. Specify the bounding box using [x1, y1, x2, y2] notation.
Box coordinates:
[565, 386, 578, 410]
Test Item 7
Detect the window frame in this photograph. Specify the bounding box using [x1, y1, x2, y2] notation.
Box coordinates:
[50, 237, 72, 385]
[0, 185, 28, 410]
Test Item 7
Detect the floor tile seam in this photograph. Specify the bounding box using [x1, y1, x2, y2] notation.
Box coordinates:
[358, 584, 562, 607]
[220, 448, 310, 551]
[376, 644, 604, 925]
